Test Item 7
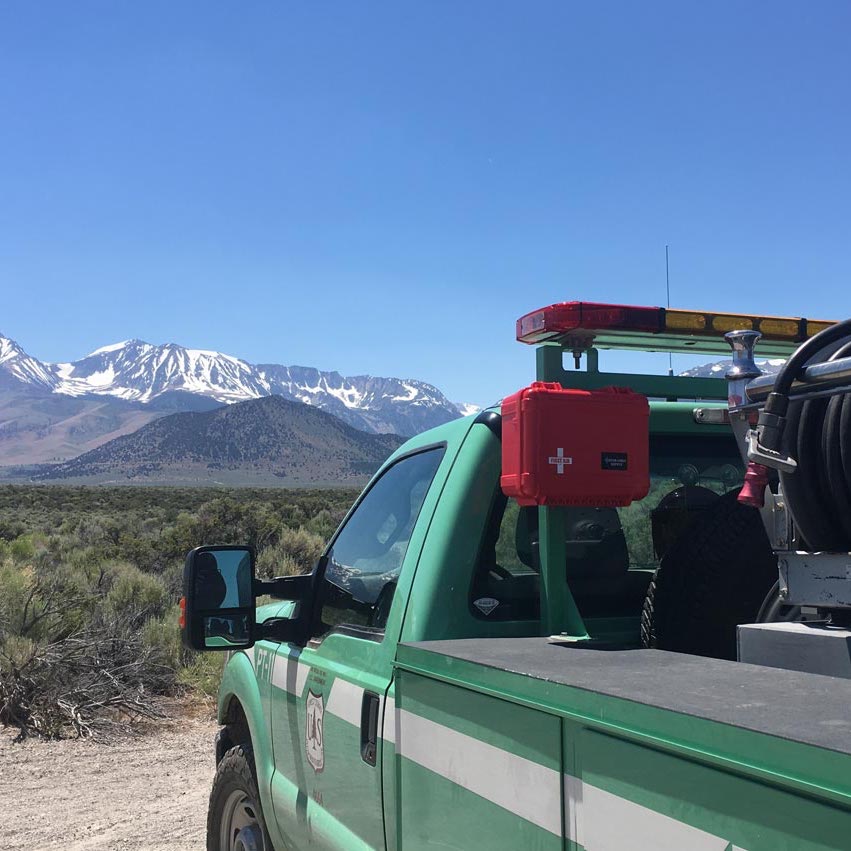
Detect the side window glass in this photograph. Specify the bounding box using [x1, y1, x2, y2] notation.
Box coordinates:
[470, 494, 541, 622]
[469, 436, 746, 622]
[616, 438, 744, 569]
[312, 447, 444, 641]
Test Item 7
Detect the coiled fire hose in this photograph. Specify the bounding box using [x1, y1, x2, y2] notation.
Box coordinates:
[741, 319, 851, 552]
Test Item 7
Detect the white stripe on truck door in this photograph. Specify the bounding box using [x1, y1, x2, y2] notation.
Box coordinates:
[396, 707, 563, 836]
[390, 703, 748, 849]
[271, 654, 309, 697]
[270, 656, 369, 729]
[326, 676, 365, 727]
[567, 775, 742, 850]
[269, 665, 748, 849]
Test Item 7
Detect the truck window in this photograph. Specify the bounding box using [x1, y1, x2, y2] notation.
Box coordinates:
[311, 446, 445, 641]
[470, 434, 744, 622]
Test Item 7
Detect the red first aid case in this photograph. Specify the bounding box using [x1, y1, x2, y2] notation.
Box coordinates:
[500, 382, 650, 507]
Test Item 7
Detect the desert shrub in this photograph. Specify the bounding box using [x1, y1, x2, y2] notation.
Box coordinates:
[0, 560, 93, 644]
[0, 484, 359, 737]
[277, 526, 325, 571]
[0, 561, 34, 636]
[255, 525, 325, 578]
[0, 635, 37, 671]
[256, 548, 303, 580]
[10, 534, 37, 562]
[142, 606, 184, 672]
[0, 518, 27, 540]
[0, 620, 172, 739]
[177, 653, 227, 700]
[102, 563, 168, 627]
[160, 560, 186, 600]
[0, 553, 173, 738]
[303, 508, 342, 541]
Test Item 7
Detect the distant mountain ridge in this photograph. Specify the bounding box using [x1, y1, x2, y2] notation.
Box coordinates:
[678, 358, 786, 379]
[35, 395, 404, 486]
[0, 331, 477, 442]
[0, 334, 57, 390]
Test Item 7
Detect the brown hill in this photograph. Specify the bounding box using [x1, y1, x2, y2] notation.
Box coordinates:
[35, 395, 404, 486]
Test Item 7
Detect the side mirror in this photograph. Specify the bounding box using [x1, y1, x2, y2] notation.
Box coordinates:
[182, 545, 256, 651]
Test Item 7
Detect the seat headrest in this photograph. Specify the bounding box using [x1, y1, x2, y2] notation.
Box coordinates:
[195, 552, 228, 610]
[515, 505, 629, 577]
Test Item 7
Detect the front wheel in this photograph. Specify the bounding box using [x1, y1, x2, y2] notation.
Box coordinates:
[208, 744, 275, 851]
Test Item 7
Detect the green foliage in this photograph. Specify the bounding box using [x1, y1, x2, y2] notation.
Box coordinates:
[278, 527, 325, 572]
[177, 654, 227, 700]
[103, 563, 167, 626]
[142, 606, 184, 672]
[256, 547, 303, 580]
[0, 560, 33, 635]
[10, 534, 39, 562]
[0, 484, 357, 737]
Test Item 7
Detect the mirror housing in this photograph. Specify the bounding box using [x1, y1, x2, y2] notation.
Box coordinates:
[182, 545, 257, 651]
[255, 555, 329, 646]
[181, 547, 326, 651]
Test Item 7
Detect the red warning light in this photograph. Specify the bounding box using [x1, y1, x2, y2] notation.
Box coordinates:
[516, 302, 662, 345]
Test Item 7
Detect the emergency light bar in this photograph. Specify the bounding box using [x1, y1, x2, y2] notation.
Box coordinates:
[516, 301, 836, 358]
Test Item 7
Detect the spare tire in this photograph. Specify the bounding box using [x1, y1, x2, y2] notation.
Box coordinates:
[640, 488, 778, 660]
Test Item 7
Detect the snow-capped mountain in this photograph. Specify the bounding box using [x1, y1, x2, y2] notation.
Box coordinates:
[55, 340, 269, 404]
[0, 333, 57, 391]
[678, 358, 786, 379]
[0, 333, 476, 436]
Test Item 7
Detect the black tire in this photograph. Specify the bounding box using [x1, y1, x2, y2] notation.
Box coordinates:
[640, 489, 778, 660]
[755, 579, 801, 624]
[208, 744, 276, 851]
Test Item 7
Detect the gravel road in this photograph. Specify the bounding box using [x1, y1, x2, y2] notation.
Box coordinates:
[0, 716, 219, 850]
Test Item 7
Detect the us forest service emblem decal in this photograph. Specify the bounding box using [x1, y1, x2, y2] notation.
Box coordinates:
[306, 690, 325, 773]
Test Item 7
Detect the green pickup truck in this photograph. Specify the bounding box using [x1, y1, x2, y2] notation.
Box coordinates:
[182, 302, 851, 851]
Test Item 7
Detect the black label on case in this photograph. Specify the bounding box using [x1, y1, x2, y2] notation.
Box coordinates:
[601, 452, 628, 470]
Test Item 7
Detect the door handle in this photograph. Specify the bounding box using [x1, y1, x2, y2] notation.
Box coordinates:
[360, 691, 380, 766]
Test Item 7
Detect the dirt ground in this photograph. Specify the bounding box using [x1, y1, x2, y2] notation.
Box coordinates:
[0, 713, 220, 850]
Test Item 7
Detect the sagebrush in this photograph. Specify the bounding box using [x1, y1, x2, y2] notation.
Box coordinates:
[0, 485, 357, 738]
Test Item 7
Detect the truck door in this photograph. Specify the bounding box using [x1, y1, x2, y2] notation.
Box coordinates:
[269, 446, 446, 850]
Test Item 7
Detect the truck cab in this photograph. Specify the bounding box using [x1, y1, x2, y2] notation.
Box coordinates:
[183, 302, 851, 851]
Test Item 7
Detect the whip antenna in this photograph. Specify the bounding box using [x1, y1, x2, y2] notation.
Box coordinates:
[666, 245, 673, 376]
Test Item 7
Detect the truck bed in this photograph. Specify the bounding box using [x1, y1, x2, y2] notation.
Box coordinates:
[392, 638, 851, 851]
[400, 637, 851, 755]
[393, 638, 851, 849]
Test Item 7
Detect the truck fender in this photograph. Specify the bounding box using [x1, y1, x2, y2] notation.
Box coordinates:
[216, 650, 276, 823]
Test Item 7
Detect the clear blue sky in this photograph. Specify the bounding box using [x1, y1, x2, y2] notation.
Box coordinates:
[2, 2, 850, 407]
